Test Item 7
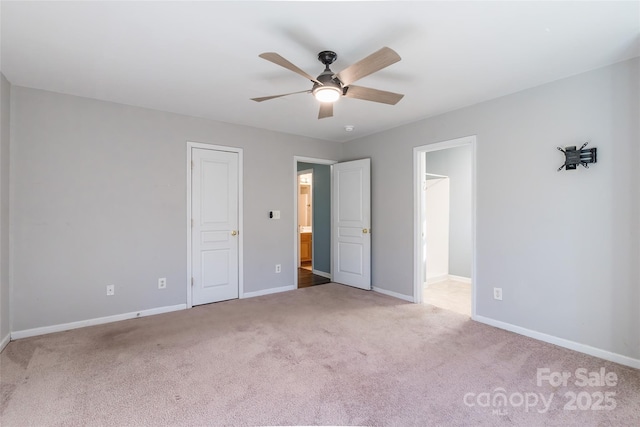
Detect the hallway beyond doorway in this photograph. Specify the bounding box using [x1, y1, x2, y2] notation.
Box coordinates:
[298, 268, 330, 288]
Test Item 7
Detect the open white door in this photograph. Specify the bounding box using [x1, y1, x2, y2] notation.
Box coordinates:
[332, 158, 371, 290]
[191, 148, 239, 305]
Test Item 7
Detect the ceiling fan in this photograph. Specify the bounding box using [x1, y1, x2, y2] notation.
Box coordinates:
[251, 47, 404, 119]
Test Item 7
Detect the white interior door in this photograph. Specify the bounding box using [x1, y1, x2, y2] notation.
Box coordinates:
[191, 148, 239, 305]
[332, 158, 371, 290]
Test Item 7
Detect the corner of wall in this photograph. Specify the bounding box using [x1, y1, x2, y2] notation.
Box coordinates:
[0, 72, 12, 344]
[0, 332, 9, 353]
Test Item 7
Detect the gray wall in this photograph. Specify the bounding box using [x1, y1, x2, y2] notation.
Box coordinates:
[297, 162, 331, 274]
[341, 58, 640, 360]
[6, 58, 640, 363]
[0, 74, 10, 342]
[425, 145, 472, 278]
[11, 86, 341, 331]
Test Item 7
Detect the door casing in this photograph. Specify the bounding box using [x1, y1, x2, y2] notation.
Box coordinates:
[413, 135, 477, 316]
[293, 156, 336, 288]
[187, 142, 243, 308]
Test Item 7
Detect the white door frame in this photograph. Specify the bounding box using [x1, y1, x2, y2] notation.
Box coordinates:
[413, 135, 477, 318]
[187, 141, 244, 308]
[297, 168, 314, 268]
[293, 156, 336, 288]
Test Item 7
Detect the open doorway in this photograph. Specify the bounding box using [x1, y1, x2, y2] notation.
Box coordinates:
[414, 136, 476, 317]
[295, 159, 333, 289]
[297, 169, 314, 271]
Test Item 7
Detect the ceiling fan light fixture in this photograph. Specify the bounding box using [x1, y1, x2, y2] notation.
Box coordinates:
[253, 47, 404, 118]
[313, 86, 341, 103]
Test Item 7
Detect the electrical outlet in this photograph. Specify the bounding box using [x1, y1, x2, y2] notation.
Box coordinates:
[275, 264, 281, 273]
[106, 285, 115, 296]
[493, 287, 503, 301]
[158, 278, 167, 289]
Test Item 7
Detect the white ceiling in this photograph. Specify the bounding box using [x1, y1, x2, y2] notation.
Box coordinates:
[2, 1, 639, 142]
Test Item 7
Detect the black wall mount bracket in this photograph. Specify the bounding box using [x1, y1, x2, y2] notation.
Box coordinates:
[557, 142, 597, 171]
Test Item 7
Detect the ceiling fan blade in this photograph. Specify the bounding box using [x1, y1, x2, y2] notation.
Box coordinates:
[259, 52, 322, 84]
[344, 85, 404, 105]
[251, 90, 311, 102]
[335, 47, 401, 86]
[318, 103, 333, 119]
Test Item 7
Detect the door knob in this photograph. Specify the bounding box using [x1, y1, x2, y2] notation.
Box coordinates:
[231, 230, 238, 236]
[363, 228, 369, 234]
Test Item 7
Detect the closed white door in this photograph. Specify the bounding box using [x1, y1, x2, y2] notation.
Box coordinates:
[191, 148, 239, 305]
[332, 158, 371, 290]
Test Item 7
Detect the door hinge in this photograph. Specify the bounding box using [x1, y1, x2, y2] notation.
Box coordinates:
[191, 160, 194, 170]
[191, 219, 194, 228]
[191, 277, 194, 287]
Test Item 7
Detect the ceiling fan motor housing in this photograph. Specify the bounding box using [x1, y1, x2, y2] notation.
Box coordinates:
[313, 51, 342, 100]
[314, 70, 342, 88]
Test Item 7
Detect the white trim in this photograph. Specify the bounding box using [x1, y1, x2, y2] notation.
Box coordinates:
[425, 274, 448, 285]
[413, 147, 422, 302]
[0, 333, 10, 352]
[293, 156, 337, 289]
[473, 315, 640, 370]
[373, 287, 414, 302]
[187, 142, 244, 309]
[11, 304, 187, 340]
[312, 269, 331, 279]
[470, 139, 478, 319]
[448, 274, 472, 284]
[413, 135, 477, 322]
[425, 274, 472, 287]
[425, 172, 448, 179]
[242, 285, 296, 299]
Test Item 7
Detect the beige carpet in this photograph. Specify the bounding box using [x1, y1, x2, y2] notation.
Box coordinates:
[1, 283, 639, 426]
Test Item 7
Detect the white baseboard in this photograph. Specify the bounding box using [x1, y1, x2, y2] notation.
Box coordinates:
[426, 274, 448, 285]
[11, 304, 187, 340]
[242, 285, 295, 299]
[373, 287, 414, 302]
[448, 274, 471, 284]
[473, 315, 640, 370]
[426, 274, 472, 286]
[0, 333, 10, 353]
[312, 269, 331, 279]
